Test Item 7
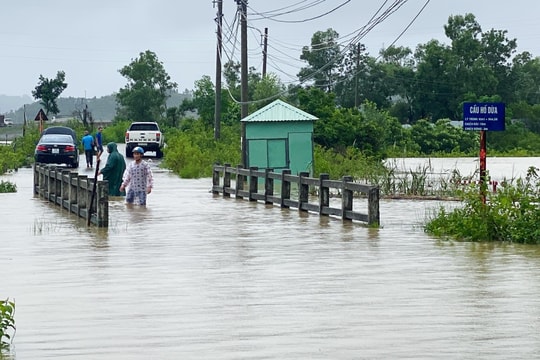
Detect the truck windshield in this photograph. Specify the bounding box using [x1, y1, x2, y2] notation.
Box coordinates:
[129, 124, 159, 131]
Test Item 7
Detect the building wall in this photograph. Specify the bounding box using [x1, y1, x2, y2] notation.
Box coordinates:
[245, 121, 314, 175]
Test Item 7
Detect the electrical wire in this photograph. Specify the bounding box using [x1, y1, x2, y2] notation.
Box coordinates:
[217, 0, 432, 105]
[249, 1, 352, 24]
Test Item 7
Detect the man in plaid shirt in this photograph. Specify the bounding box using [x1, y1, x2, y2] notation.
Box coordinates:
[120, 147, 154, 206]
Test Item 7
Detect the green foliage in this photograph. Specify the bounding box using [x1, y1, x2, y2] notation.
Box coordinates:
[488, 121, 540, 154]
[425, 166, 540, 243]
[0, 124, 40, 174]
[101, 120, 132, 144]
[117, 50, 177, 122]
[0, 298, 15, 352]
[409, 119, 477, 155]
[188, 75, 216, 126]
[0, 180, 17, 193]
[31, 71, 68, 116]
[298, 28, 342, 92]
[186, 65, 286, 129]
[163, 120, 241, 178]
[313, 145, 386, 180]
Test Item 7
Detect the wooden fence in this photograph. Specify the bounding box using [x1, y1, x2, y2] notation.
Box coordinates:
[212, 164, 380, 226]
[33, 164, 109, 227]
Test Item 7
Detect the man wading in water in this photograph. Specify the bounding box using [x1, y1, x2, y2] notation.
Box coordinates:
[120, 146, 154, 206]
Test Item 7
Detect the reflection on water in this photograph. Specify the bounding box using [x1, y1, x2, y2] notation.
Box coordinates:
[1, 158, 540, 359]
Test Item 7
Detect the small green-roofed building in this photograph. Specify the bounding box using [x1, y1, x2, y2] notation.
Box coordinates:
[241, 99, 318, 175]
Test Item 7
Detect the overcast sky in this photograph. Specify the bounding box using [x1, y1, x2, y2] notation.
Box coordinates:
[2, 0, 540, 99]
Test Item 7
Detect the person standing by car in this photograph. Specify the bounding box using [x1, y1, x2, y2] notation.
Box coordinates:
[98, 142, 126, 197]
[95, 126, 104, 159]
[81, 130, 95, 168]
[120, 147, 154, 206]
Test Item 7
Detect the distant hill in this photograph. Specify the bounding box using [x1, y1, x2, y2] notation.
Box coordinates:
[0, 94, 33, 113]
[1, 90, 193, 124]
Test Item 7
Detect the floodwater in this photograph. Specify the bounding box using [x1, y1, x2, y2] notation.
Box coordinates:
[1, 154, 540, 359]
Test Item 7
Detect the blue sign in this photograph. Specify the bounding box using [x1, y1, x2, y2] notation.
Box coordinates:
[463, 102, 505, 131]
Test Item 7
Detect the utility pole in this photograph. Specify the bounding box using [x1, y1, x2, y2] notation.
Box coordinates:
[238, 0, 248, 167]
[354, 44, 360, 108]
[214, 0, 223, 140]
[262, 27, 268, 78]
[23, 104, 27, 137]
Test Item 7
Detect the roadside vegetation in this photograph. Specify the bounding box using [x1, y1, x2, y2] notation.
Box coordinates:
[0, 298, 15, 355]
[425, 167, 540, 244]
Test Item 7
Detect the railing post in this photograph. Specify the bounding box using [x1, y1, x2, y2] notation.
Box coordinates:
[342, 176, 353, 220]
[223, 163, 231, 198]
[39, 165, 45, 196]
[54, 167, 61, 203]
[87, 178, 96, 225]
[33, 164, 39, 194]
[249, 166, 258, 201]
[97, 180, 109, 227]
[280, 169, 291, 208]
[68, 172, 77, 213]
[299, 171, 309, 212]
[235, 165, 244, 199]
[368, 186, 380, 226]
[47, 166, 54, 200]
[61, 169, 71, 209]
[265, 168, 274, 204]
[319, 173, 330, 215]
[212, 163, 220, 195]
[77, 175, 88, 216]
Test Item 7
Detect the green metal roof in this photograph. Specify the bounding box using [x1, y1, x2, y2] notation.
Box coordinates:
[241, 99, 318, 122]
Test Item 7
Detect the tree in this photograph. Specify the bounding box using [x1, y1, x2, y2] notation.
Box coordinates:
[117, 50, 177, 122]
[334, 43, 369, 108]
[379, 46, 416, 123]
[298, 28, 343, 92]
[32, 71, 67, 116]
[412, 14, 518, 121]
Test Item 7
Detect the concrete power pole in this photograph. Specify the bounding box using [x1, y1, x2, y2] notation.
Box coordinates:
[214, 0, 223, 140]
[262, 27, 268, 77]
[354, 44, 360, 108]
[238, 0, 248, 167]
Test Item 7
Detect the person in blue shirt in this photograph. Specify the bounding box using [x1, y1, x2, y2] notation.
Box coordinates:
[95, 126, 104, 159]
[81, 130, 95, 168]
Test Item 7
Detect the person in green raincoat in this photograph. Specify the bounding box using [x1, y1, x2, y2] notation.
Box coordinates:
[98, 142, 127, 196]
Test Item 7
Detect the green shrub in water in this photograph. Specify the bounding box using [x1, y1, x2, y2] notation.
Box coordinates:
[0, 298, 15, 352]
[0, 181, 16, 193]
[425, 166, 540, 244]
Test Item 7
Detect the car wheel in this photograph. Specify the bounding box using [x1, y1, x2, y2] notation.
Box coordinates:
[156, 148, 163, 158]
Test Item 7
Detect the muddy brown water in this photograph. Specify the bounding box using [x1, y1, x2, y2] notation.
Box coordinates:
[1, 153, 540, 359]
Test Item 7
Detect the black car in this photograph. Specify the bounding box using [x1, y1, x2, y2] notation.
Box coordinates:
[41, 126, 77, 143]
[35, 134, 79, 168]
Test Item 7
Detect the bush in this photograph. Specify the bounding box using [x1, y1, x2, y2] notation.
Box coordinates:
[163, 120, 241, 178]
[0, 298, 15, 352]
[313, 145, 386, 180]
[425, 166, 540, 243]
[0, 124, 40, 174]
[101, 120, 132, 144]
[0, 181, 16, 193]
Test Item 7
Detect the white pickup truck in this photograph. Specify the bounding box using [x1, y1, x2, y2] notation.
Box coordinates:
[125, 122, 164, 158]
